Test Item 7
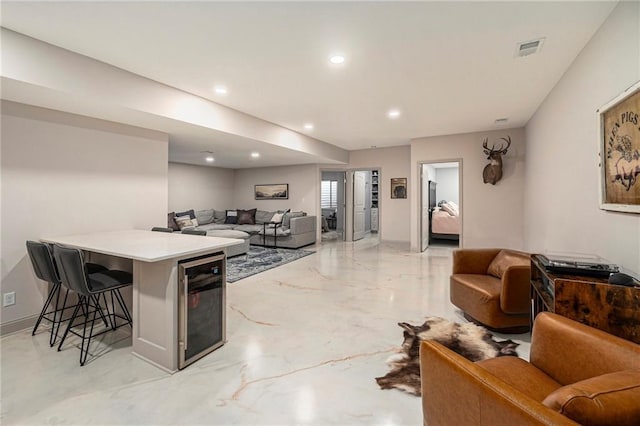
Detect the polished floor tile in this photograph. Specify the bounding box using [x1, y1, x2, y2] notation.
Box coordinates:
[1, 238, 530, 425]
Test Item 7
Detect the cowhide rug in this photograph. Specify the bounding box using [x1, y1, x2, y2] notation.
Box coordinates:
[375, 316, 519, 396]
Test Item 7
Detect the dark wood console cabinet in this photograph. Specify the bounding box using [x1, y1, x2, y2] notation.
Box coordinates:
[530, 254, 640, 344]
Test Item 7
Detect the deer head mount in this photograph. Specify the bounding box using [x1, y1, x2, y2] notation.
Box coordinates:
[482, 136, 511, 185]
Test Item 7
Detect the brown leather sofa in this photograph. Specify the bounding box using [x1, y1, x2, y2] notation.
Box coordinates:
[450, 248, 531, 332]
[420, 312, 640, 426]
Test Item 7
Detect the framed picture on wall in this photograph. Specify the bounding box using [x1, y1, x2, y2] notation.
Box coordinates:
[598, 81, 640, 213]
[255, 184, 289, 200]
[390, 178, 407, 199]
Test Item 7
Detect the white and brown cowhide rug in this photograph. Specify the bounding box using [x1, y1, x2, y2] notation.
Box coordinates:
[375, 316, 519, 396]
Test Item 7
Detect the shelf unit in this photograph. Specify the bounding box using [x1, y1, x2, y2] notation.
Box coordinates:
[371, 170, 379, 232]
[530, 254, 640, 344]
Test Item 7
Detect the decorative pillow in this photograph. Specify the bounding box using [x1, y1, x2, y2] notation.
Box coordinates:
[487, 250, 528, 278]
[237, 208, 257, 225]
[542, 371, 640, 425]
[176, 209, 196, 220]
[167, 212, 180, 231]
[175, 215, 195, 230]
[255, 210, 274, 224]
[225, 210, 238, 224]
[213, 210, 226, 224]
[195, 209, 214, 225]
[270, 212, 284, 224]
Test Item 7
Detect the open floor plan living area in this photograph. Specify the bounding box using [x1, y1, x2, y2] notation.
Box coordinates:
[1, 2, 639, 425]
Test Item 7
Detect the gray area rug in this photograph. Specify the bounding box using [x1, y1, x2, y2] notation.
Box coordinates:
[226, 246, 314, 283]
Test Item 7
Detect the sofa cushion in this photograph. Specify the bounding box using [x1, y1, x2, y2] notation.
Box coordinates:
[167, 212, 180, 231]
[196, 223, 235, 231]
[225, 210, 238, 224]
[233, 224, 262, 234]
[176, 209, 196, 220]
[542, 370, 640, 426]
[195, 209, 214, 225]
[255, 210, 274, 224]
[283, 211, 305, 228]
[214, 210, 226, 224]
[237, 208, 257, 225]
[487, 250, 528, 279]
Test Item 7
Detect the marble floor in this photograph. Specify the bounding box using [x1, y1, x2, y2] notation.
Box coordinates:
[1, 238, 531, 425]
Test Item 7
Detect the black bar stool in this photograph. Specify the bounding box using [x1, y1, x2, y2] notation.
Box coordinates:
[151, 227, 174, 233]
[52, 244, 133, 366]
[181, 229, 206, 236]
[26, 241, 107, 346]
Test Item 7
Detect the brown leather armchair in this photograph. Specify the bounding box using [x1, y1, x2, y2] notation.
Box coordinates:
[450, 248, 531, 332]
[420, 312, 640, 426]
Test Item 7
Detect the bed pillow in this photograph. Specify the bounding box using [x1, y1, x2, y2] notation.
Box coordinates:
[440, 202, 457, 216]
[237, 208, 257, 225]
[225, 210, 238, 224]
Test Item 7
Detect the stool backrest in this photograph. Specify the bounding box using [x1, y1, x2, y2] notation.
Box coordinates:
[52, 245, 91, 296]
[26, 241, 60, 284]
[182, 229, 206, 236]
[151, 227, 174, 233]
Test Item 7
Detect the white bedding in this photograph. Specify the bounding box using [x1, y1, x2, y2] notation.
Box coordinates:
[432, 209, 460, 235]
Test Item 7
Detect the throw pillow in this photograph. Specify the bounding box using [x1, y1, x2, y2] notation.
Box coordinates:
[487, 250, 528, 278]
[283, 211, 305, 228]
[270, 212, 284, 223]
[167, 212, 180, 231]
[175, 215, 195, 230]
[195, 209, 214, 225]
[237, 208, 257, 225]
[225, 210, 238, 224]
[176, 209, 196, 220]
[542, 371, 640, 425]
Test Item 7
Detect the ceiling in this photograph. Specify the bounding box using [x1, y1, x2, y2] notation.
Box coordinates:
[1, 1, 616, 167]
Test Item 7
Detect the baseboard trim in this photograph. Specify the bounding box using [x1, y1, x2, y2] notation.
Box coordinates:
[1, 315, 36, 337]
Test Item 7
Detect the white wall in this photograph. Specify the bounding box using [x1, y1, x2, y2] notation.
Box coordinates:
[347, 146, 412, 242]
[233, 165, 319, 215]
[1, 102, 168, 328]
[436, 167, 459, 204]
[410, 128, 526, 251]
[524, 2, 640, 275]
[168, 163, 236, 212]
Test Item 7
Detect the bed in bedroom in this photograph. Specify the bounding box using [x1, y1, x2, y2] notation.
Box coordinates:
[428, 180, 460, 244]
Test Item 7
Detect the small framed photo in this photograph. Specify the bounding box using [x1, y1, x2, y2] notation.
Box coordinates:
[255, 184, 289, 200]
[598, 81, 640, 213]
[391, 178, 407, 199]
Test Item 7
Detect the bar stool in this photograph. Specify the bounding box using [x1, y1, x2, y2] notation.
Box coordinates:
[52, 244, 133, 366]
[25, 241, 107, 346]
[151, 227, 174, 233]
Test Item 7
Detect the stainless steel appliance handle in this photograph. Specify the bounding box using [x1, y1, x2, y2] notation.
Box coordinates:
[183, 273, 188, 350]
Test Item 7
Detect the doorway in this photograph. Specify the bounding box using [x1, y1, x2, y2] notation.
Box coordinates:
[420, 161, 462, 251]
[320, 171, 346, 242]
[351, 169, 379, 242]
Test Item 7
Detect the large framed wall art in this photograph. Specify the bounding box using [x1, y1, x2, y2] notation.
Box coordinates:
[598, 81, 640, 213]
[255, 183, 289, 200]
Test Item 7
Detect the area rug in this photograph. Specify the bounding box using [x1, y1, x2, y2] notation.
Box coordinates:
[226, 246, 314, 283]
[375, 317, 519, 396]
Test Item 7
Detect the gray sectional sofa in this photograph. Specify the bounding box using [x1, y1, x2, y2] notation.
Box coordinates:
[168, 208, 316, 251]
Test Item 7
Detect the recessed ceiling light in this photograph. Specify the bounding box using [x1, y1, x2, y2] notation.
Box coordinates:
[329, 55, 345, 64]
[387, 109, 401, 119]
[251, 152, 260, 158]
[214, 86, 228, 95]
[304, 123, 314, 130]
[205, 156, 214, 162]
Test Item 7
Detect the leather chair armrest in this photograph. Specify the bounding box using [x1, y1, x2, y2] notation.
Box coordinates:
[531, 313, 640, 385]
[452, 248, 501, 275]
[500, 265, 532, 314]
[420, 340, 577, 426]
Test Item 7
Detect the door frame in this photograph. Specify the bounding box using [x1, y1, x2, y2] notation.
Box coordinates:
[418, 159, 463, 251]
[319, 169, 347, 242]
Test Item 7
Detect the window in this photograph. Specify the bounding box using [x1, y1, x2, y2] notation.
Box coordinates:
[321, 180, 338, 208]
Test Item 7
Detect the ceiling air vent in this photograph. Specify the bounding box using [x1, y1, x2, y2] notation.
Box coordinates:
[515, 38, 545, 58]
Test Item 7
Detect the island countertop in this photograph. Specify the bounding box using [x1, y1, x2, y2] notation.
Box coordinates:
[41, 229, 243, 262]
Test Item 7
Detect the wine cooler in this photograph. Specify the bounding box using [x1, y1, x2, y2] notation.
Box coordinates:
[178, 252, 226, 369]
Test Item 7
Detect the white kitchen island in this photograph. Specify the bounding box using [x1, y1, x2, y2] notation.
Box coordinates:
[41, 229, 242, 373]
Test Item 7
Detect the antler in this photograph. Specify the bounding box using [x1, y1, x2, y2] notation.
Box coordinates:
[482, 138, 491, 155]
[499, 136, 511, 154]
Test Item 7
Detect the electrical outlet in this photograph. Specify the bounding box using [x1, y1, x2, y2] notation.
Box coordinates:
[3, 292, 16, 307]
